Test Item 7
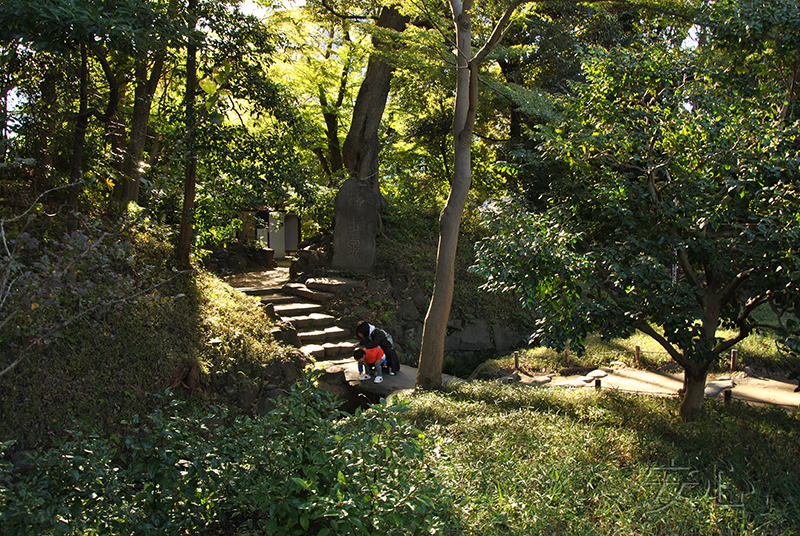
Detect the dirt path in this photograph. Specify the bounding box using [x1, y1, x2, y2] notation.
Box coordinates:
[223, 263, 291, 289]
[538, 366, 800, 413]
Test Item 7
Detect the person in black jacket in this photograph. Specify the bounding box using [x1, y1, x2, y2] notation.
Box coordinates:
[356, 321, 400, 375]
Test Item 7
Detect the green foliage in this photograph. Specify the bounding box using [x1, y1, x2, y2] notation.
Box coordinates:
[706, 0, 800, 121]
[405, 381, 800, 535]
[0, 0, 177, 55]
[295, 183, 336, 236]
[0, 374, 456, 535]
[189, 122, 309, 247]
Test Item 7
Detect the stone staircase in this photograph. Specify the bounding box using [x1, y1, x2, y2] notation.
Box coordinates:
[238, 277, 364, 360]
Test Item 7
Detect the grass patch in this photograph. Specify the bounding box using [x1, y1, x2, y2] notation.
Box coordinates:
[404, 381, 800, 535]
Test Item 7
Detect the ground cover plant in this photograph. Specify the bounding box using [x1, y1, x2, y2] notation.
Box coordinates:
[0, 217, 293, 450]
[404, 380, 800, 535]
[0, 374, 457, 535]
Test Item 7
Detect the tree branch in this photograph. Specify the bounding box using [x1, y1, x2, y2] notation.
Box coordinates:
[635, 320, 687, 366]
[87, 43, 120, 123]
[676, 248, 702, 290]
[318, 0, 371, 22]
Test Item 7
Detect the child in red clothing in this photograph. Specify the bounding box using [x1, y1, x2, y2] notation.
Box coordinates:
[354, 347, 386, 384]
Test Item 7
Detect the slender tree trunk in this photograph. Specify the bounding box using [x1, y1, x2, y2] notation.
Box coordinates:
[0, 86, 8, 163]
[177, 0, 198, 269]
[67, 46, 90, 230]
[319, 85, 344, 176]
[416, 0, 528, 389]
[108, 78, 129, 174]
[416, 0, 477, 389]
[35, 68, 58, 192]
[121, 55, 165, 205]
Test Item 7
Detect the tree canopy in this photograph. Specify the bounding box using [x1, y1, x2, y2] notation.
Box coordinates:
[472, 2, 800, 419]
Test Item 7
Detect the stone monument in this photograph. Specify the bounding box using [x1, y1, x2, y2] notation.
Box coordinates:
[331, 178, 378, 271]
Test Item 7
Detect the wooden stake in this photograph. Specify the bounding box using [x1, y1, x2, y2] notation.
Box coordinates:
[730, 349, 738, 371]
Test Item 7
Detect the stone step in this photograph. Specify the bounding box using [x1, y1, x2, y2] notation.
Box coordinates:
[283, 282, 334, 302]
[282, 312, 336, 329]
[297, 325, 349, 344]
[322, 341, 358, 359]
[300, 344, 326, 359]
[301, 341, 359, 360]
[259, 294, 296, 306]
[274, 302, 324, 317]
[239, 287, 283, 297]
[305, 276, 366, 294]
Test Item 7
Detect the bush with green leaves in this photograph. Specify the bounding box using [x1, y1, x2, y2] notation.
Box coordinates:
[0, 373, 456, 535]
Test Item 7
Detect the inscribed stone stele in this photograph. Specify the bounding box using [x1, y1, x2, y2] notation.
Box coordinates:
[331, 178, 378, 271]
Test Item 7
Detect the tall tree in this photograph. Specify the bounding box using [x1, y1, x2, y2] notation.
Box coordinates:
[341, 5, 408, 192]
[266, 8, 365, 184]
[414, 0, 694, 389]
[416, 0, 538, 389]
[176, 0, 198, 269]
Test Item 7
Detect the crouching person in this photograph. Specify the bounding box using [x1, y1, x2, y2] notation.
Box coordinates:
[354, 347, 386, 384]
[355, 321, 400, 375]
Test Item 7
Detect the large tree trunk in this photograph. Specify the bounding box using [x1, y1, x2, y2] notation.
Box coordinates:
[416, 0, 477, 390]
[679, 363, 710, 421]
[176, 0, 198, 269]
[341, 6, 407, 191]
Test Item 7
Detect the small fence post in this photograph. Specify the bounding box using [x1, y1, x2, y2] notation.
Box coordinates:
[595, 379, 601, 391]
[730, 349, 738, 371]
[724, 389, 732, 405]
[514, 351, 519, 371]
[635, 346, 642, 367]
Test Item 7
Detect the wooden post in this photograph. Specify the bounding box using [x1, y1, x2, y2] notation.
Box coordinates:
[730, 349, 738, 371]
[514, 351, 519, 371]
[724, 389, 732, 405]
[595, 379, 601, 391]
[635, 346, 642, 367]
